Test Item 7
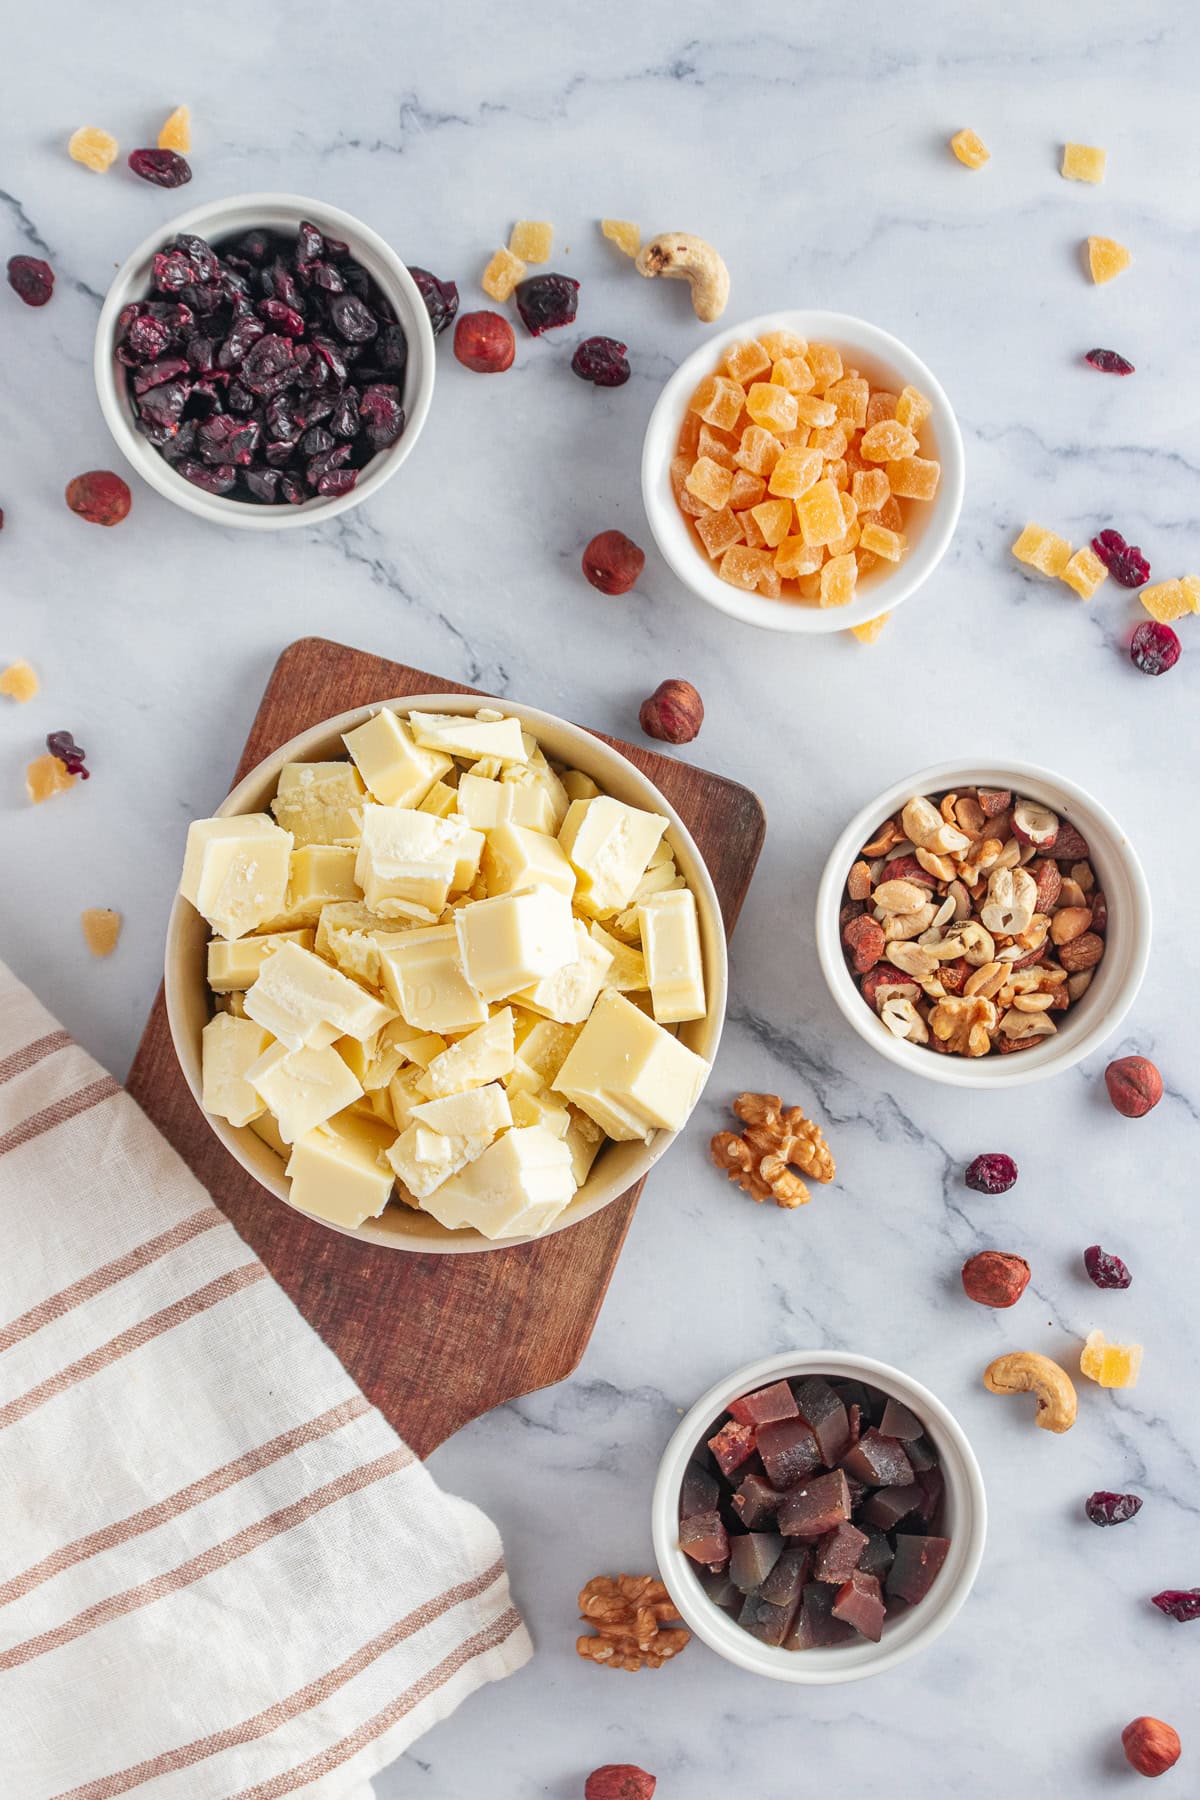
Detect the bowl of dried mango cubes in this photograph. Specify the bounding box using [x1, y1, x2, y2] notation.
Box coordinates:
[642, 310, 964, 633]
[164, 694, 727, 1251]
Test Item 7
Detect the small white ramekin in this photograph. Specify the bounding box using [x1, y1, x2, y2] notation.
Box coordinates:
[641, 309, 964, 635]
[94, 193, 436, 530]
[815, 760, 1152, 1088]
[652, 1351, 986, 1684]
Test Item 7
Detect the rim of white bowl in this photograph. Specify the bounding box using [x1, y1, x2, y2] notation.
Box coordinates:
[815, 759, 1152, 1087]
[652, 1350, 987, 1683]
[641, 309, 965, 635]
[93, 192, 437, 531]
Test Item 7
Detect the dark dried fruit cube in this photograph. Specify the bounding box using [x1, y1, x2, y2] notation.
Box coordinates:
[738, 1590, 799, 1647]
[679, 1510, 729, 1566]
[758, 1543, 812, 1609]
[708, 1418, 757, 1477]
[730, 1531, 784, 1594]
[832, 1571, 886, 1642]
[1151, 1589, 1200, 1622]
[813, 1522, 868, 1584]
[728, 1381, 799, 1429]
[757, 1417, 823, 1490]
[515, 272, 579, 335]
[792, 1377, 851, 1465]
[679, 1459, 719, 1518]
[861, 1483, 923, 1531]
[879, 1397, 924, 1442]
[841, 1430, 914, 1489]
[785, 1582, 855, 1649]
[887, 1534, 950, 1604]
[778, 1470, 852, 1539]
[7, 254, 55, 306]
[46, 731, 89, 778]
[1130, 621, 1180, 676]
[65, 471, 131, 526]
[408, 266, 459, 335]
[856, 1527, 895, 1581]
[128, 148, 192, 187]
[913, 1465, 945, 1531]
[699, 1565, 740, 1610]
[1084, 1244, 1132, 1289]
[1086, 1490, 1143, 1526]
[572, 335, 631, 386]
[731, 1473, 783, 1530]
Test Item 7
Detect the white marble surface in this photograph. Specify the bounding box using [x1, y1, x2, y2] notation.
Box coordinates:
[3, 4, 1197, 1794]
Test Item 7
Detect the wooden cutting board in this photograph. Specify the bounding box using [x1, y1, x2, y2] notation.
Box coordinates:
[127, 638, 765, 1457]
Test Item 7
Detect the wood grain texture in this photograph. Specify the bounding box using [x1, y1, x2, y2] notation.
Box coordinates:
[126, 639, 765, 1457]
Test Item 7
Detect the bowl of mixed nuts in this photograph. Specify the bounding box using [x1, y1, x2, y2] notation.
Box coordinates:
[815, 762, 1151, 1085]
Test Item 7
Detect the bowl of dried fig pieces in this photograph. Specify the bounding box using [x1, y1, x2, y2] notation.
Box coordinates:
[815, 761, 1151, 1086]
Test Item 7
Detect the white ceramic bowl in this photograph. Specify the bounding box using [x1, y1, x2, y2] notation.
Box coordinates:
[94, 193, 436, 530]
[164, 693, 728, 1253]
[641, 310, 964, 634]
[652, 1351, 986, 1683]
[815, 760, 1152, 1087]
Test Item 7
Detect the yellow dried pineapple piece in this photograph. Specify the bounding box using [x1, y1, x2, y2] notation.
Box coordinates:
[0, 660, 39, 702]
[601, 218, 640, 258]
[749, 498, 794, 548]
[859, 521, 906, 563]
[509, 220, 553, 263]
[68, 126, 119, 172]
[1087, 236, 1130, 284]
[1012, 522, 1073, 578]
[1062, 143, 1106, 184]
[1059, 546, 1109, 600]
[81, 909, 122, 958]
[157, 106, 192, 153]
[820, 552, 858, 608]
[26, 754, 74, 803]
[1080, 1330, 1142, 1389]
[482, 247, 527, 302]
[950, 129, 990, 169]
[1139, 579, 1189, 622]
[850, 612, 890, 643]
[746, 382, 798, 435]
[724, 338, 771, 384]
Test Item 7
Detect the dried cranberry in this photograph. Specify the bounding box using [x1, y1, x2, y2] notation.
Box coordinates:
[296, 220, 324, 266]
[375, 324, 408, 373]
[306, 443, 352, 487]
[1151, 1589, 1200, 1622]
[218, 315, 267, 369]
[1086, 1491, 1142, 1526]
[133, 357, 190, 394]
[138, 380, 189, 433]
[258, 298, 306, 336]
[515, 273, 580, 336]
[197, 415, 259, 466]
[6, 255, 54, 307]
[279, 473, 307, 505]
[1085, 348, 1135, 375]
[152, 250, 199, 293]
[241, 334, 297, 397]
[122, 313, 174, 363]
[329, 392, 360, 439]
[329, 293, 378, 343]
[46, 731, 89, 778]
[1130, 620, 1180, 676]
[176, 459, 237, 496]
[1084, 1244, 1132, 1289]
[1091, 528, 1150, 588]
[964, 1153, 1018, 1195]
[316, 469, 358, 497]
[128, 148, 192, 187]
[308, 261, 345, 293]
[242, 466, 280, 504]
[572, 335, 630, 387]
[65, 471, 131, 527]
[408, 266, 459, 335]
[358, 383, 405, 450]
[309, 334, 349, 386]
[173, 234, 220, 284]
[300, 426, 335, 456]
[237, 229, 272, 263]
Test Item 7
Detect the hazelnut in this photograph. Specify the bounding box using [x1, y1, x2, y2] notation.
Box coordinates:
[585, 1767, 657, 1800]
[961, 1250, 1031, 1308]
[582, 529, 646, 595]
[1122, 1716, 1181, 1778]
[639, 678, 703, 744]
[452, 310, 515, 373]
[1105, 1055, 1163, 1118]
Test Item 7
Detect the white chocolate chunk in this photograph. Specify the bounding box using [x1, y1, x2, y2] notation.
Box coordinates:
[553, 988, 709, 1141]
[515, 920, 613, 1024]
[420, 1124, 576, 1239]
[259, 845, 359, 930]
[243, 941, 394, 1050]
[377, 924, 489, 1035]
[483, 822, 576, 899]
[201, 1015, 274, 1128]
[285, 1111, 395, 1229]
[181, 814, 293, 941]
[207, 929, 314, 993]
[507, 1016, 582, 1095]
[416, 1008, 516, 1098]
[354, 807, 483, 918]
[454, 888, 578, 1003]
[589, 922, 648, 993]
[342, 709, 451, 807]
[314, 901, 416, 987]
[247, 1040, 363, 1143]
[271, 762, 367, 846]
[558, 796, 668, 918]
[386, 1082, 512, 1199]
[407, 710, 528, 764]
[637, 888, 706, 1023]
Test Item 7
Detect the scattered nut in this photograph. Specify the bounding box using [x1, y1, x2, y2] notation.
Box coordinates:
[983, 1351, 1077, 1433]
[962, 1250, 1031, 1308]
[639, 679, 703, 745]
[635, 231, 730, 321]
[576, 1575, 689, 1671]
[1104, 1054, 1163, 1118]
[452, 310, 515, 373]
[1122, 1716, 1181, 1779]
[582, 530, 646, 595]
[710, 1092, 835, 1209]
[586, 1767, 657, 1800]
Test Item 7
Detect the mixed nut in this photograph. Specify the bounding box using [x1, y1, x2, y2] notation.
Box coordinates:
[841, 786, 1107, 1058]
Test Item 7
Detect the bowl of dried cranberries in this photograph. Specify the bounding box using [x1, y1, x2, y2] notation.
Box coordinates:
[94, 194, 436, 529]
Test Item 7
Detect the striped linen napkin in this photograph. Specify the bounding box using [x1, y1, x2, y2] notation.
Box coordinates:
[0, 959, 532, 1800]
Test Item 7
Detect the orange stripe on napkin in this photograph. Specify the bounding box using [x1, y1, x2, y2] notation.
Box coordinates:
[0, 1075, 120, 1159]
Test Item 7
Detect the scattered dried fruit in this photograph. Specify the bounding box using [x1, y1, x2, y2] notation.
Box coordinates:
[576, 1575, 689, 1671]
[128, 148, 192, 187]
[1085, 348, 1135, 375]
[1122, 1716, 1181, 1778]
[1063, 143, 1107, 184]
[46, 730, 90, 778]
[1091, 528, 1150, 587]
[582, 529, 645, 595]
[408, 267, 459, 335]
[635, 232, 729, 322]
[453, 310, 515, 373]
[850, 612, 890, 644]
[710, 1091, 835, 1209]
[1012, 521, 1072, 578]
[585, 1766, 657, 1800]
[965, 1154, 1019, 1195]
[572, 336, 631, 387]
[514, 272, 579, 335]
[0, 660, 38, 702]
[961, 1250, 1030, 1308]
[1151, 1589, 1200, 1622]
[1130, 620, 1181, 675]
[1139, 578, 1198, 622]
[6, 255, 54, 307]
[1084, 1244, 1132, 1289]
[81, 908, 121, 958]
[157, 106, 192, 153]
[1104, 1055, 1163, 1117]
[68, 126, 119, 172]
[508, 220, 553, 264]
[983, 1352, 1077, 1433]
[1080, 1329, 1142, 1388]
[481, 246, 526, 303]
[950, 128, 990, 169]
[601, 219, 641, 258]
[1087, 235, 1131, 284]
[66, 470, 131, 527]
[25, 753, 75, 803]
[1086, 1490, 1142, 1526]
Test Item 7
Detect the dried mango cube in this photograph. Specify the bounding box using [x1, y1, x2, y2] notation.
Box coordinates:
[825, 377, 870, 430]
[746, 382, 799, 434]
[850, 612, 890, 643]
[775, 535, 823, 579]
[825, 492, 861, 556]
[795, 477, 845, 548]
[509, 219, 554, 263]
[759, 330, 807, 361]
[768, 446, 823, 500]
[886, 456, 940, 501]
[770, 356, 816, 395]
[852, 468, 891, 512]
[861, 420, 918, 462]
[894, 385, 932, 432]
[1080, 1330, 1142, 1389]
[26, 754, 74, 803]
[1087, 236, 1131, 284]
[695, 507, 745, 558]
[806, 343, 843, 391]
[1181, 575, 1200, 613]
[734, 424, 783, 478]
[756, 560, 782, 600]
[0, 659, 39, 702]
[1060, 545, 1109, 600]
[1139, 579, 1189, 622]
[601, 218, 641, 258]
[724, 338, 771, 384]
[670, 455, 709, 517]
[950, 128, 990, 169]
[860, 521, 906, 562]
[482, 246, 526, 301]
[697, 422, 739, 469]
[1062, 143, 1106, 184]
[866, 390, 899, 426]
[728, 469, 767, 510]
[157, 106, 191, 153]
[81, 908, 121, 958]
[878, 495, 905, 531]
[820, 552, 858, 608]
[855, 548, 879, 577]
[690, 375, 746, 432]
[793, 394, 837, 429]
[1012, 522, 1073, 578]
[677, 411, 702, 457]
[68, 126, 119, 172]
[738, 508, 768, 547]
[796, 571, 823, 602]
[685, 456, 733, 511]
[750, 498, 794, 548]
[829, 459, 849, 492]
[809, 424, 849, 462]
[720, 545, 776, 594]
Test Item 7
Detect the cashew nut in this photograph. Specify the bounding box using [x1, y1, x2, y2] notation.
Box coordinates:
[886, 940, 938, 979]
[880, 996, 929, 1043]
[980, 866, 1037, 938]
[872, 878, 930, 916]
[983, 1352, 1077, 1433]
[635, 233, 730, 321]
[901, 796, 971, 857]
[939, 918, 996, 967]
[883, 903, 937, 942]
